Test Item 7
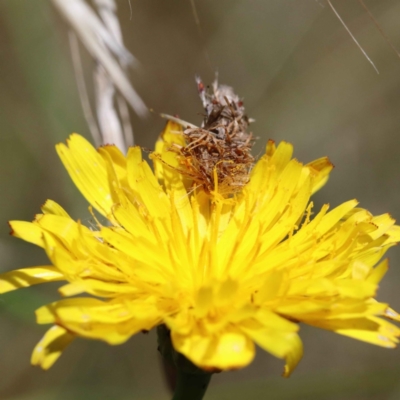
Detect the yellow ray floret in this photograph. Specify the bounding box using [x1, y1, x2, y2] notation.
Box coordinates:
[1, 123, 399, 376]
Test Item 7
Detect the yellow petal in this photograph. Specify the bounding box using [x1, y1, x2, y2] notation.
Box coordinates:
[152, 121, 189, 191]
[315, 199, 359, 237]
[244, 327, 303, 377]
[126, 147, 170, 218]
[112, 201, 150, 238]
[0, 266, 64, 293]
[41, 236, 85, 279]
[255, 309, 299, 332]
[306, 157, 334, 194]
[367, 259, 389, 285]
[386, 225, 400, 242]
[369, 214, 396, 240]
[171, 329, 255, 370]
[41, 200, 70, 217]
[270, 141, 294, 175]
[385, 307, 400, 321]
[58, 278, 139, 298]
[254, 271, 286, 304]
[97, 147, 124, 205]
[36, 297, 160, 344]
[265, 139, 276, 157]
[335, 280, 377, 299]
[35, 214, 81, 249]
[99, 144, 127, 174]
[31, 325, 75, 369]
[56, 134, 113, 216]
[100, 227, 171, 276]
[9, 221, 45, 248]
[306, 316, 400, 348]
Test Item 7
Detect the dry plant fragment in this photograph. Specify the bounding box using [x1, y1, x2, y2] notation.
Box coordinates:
[169, 78, 255, 197]
[53, 0, 147, 152]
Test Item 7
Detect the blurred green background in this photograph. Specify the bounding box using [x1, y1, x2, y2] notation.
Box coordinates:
[1, 0, 400, 399]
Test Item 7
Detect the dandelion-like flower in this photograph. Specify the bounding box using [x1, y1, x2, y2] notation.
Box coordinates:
[1, 83, 400, 379]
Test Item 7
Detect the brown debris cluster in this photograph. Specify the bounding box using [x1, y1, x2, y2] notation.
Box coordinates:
[176, 77, 255, 197]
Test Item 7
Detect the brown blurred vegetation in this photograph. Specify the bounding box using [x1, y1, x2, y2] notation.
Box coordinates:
[1, 1, 400, 399]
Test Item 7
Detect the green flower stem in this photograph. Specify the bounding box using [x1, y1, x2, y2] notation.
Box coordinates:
[157, 325, 214, 400]
[172, 370, 212, 400]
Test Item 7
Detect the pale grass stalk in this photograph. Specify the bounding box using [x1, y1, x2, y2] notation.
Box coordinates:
[53, 0, 147, 152]
[68, 32, 102, 147]
[327, 0, 379, 74]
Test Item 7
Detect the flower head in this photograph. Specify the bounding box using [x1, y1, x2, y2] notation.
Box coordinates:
[2, 87, 400, 377]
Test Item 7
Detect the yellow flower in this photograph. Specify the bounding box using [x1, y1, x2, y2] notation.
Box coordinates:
[1, 122, 400, 376]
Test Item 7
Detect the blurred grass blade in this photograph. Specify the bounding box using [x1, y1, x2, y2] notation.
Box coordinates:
[327, 0, 379, 74]
[94, 63, 126, 150]
[53, 0, 133, 64]
[94, 0, 135, 148]
[68, 31, 102, 146]
[52, 0, 148, 146]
